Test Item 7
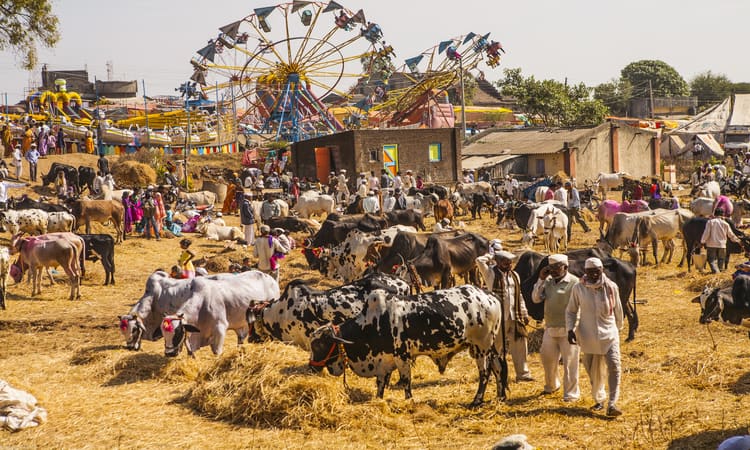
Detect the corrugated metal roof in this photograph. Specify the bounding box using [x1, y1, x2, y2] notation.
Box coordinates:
[696, 133, 724, 157]
[730, 94, 750, 126]
[462, 127, 599, 156]
[462, 154, 521, 170]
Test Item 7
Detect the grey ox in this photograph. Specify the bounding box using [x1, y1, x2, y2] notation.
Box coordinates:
[158, 270, 280, 356]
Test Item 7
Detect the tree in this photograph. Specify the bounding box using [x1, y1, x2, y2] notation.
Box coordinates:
[594, 79, 632, 116]
[620, 60, 689, 97]
[496, 68, 606, 127]
[690, 71, 733, 106]
[0, 0, 60, 70]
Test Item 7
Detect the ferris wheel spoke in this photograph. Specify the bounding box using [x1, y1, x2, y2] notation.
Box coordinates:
[295, 26, 340, 66]
[304, 53, 366, 73]
[232, 45, 278, 68]
[282, 7, 293, 64]
[302, 34, 361, 70]
[306, 78, 351, 99]
[292, 5, 324, 63]
[247, 19, 287, 64]
[306, 70, 363, 78]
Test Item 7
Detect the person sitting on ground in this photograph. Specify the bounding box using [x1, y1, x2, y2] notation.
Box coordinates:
[433, 217, 452, 232]
[240, 256, 254, 272]
[170, 265, 186, 279]
[213, 212, 226, 227]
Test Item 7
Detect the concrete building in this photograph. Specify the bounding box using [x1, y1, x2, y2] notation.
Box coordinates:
[290, 128, 462, 186]
[462, 121, 661, 182]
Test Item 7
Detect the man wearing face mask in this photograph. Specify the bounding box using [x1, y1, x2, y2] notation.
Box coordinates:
[566, 257, 623, 417]
[492, 250, 533, 383]
[532, 254, 580, 402]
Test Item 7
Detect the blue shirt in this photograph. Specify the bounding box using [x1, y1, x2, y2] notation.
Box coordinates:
[25, 149, 39, 164]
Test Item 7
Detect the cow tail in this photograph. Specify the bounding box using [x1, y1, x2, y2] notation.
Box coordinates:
[632, 266, 638, 332]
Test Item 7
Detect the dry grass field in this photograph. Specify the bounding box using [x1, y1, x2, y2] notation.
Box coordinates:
[1, 153, 750, 449]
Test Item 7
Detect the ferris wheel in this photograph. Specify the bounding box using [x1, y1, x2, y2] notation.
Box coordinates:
[188, 1, 391, 142]
[370, 32, 504, 127]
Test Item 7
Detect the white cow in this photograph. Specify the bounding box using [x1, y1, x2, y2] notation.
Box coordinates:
[522, 204, 566, 250]
[534, 186, 549, 203]
[455, 181, 492, 195]
[159, 270, 280, 356]
[542, 208, 569, 253]
[196, 220, 243, 241]
[596, 172, 630, 198]
[692, 181, 721, 199]
[292, 191, 335, 219]
[178, 190, 217, 206]
[46, 211, 76, 232]
[0, 209, 49, 235]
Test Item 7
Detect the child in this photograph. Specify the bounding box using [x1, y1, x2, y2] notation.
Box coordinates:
[178, 238, 196, 278]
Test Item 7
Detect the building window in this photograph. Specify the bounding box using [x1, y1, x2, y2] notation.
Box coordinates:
[369, 149, 378, 162]
[429, 143, 442, 162]
[535, 159, 545, 175]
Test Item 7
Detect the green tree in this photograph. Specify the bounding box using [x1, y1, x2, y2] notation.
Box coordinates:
[496, 68, 606, 127]
[620, 60, 689, 97]
[690, 71, 733, 106]
[0, 0, 60, 70]
[594, 79, 632, 116]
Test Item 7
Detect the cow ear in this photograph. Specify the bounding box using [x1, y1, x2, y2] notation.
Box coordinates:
[183, 324, 201, 333]
[691, 296, 701, 304]
[151, 328, 162, 340]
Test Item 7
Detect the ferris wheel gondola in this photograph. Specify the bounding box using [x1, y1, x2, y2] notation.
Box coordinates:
[188, 1, 389, 143]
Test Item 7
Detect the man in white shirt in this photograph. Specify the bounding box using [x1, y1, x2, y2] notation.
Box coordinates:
[93, 171, 105, 195]
[368, 171, 379, 191]
[701, 208, 741, 273]
[336, 169, 349, 204]
[0, 173, 27, 208]
[362, 190, 380, 214]
[402, 170, 415, 191]
[433, 217, 452, 233]
[357, 179, 368, 198]
[392, 171, 403, 190]
[566, 257, 623, 417]
[553, 182, 568, 205]
[254, 225, 287, 282]
[533, 254, 580, 401]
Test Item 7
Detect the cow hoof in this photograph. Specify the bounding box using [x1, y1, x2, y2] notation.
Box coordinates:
[468, 400, 483, 409]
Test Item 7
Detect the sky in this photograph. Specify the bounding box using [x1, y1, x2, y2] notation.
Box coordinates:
[1, 0, 749, 103]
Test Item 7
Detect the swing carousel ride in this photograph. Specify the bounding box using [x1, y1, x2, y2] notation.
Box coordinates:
[187, 1, 506, 142]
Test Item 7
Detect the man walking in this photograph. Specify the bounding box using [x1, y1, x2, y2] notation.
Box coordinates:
[566, 257, 623, 417]
[701, 208, 741, 273]
[254, 225, 287, 282]
[25, 143, 40, 183]
[492, 250, 533, 383]
[566, 181, 591, 232]
[97, 153, 110, 175]
[532, 254, 580, 401]
[240, 194, 256, 245]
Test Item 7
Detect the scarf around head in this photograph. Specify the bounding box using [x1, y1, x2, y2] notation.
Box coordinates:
[581, 273, 617, 315]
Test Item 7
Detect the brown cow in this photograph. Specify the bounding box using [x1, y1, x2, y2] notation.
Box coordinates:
[433, 199, 454, 223]
[69, 199, 124, 244]
[10, 232, 83, 300]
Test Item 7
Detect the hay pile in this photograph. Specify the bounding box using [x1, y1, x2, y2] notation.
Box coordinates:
[185, 342, 370, 429]
[111, 160, 156, 187]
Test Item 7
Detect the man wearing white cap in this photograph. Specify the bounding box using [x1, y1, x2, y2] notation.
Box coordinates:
[357, 177, 368, 198]
[532, 254, 580, 401]
[492, 250, 533, 382]
[402, 170, 414, 191]
[362, 190, 379, 214]
[254, 224, 287, 282]
[336, 169, 349, 204]
[433, 217, 452, 233]
[566, 257, 623, 417]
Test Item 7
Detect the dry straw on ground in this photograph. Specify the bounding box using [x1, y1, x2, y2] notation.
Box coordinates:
[2, 153, 750, 449]
[111, 160, 156, 187]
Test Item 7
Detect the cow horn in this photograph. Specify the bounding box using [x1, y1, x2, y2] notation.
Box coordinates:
[332, 335, 354, 345]
[397, 254, 405, 267]
[691, 296, 701, 304]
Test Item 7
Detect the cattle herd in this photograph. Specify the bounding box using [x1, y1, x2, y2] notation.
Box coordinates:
[6, 165, 750, 408]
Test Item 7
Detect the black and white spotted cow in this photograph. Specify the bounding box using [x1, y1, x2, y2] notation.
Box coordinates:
[308, 285, 507, 406]
[247, 272, 410, 351]
[0, 209, 49, 235]
[159, 270, 280, 356]
[695, 276, 750, 338]
[327, 225, 416, 282]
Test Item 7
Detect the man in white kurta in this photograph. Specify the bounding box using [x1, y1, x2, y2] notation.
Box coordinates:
[532, 254, 580, 401]
[566, 257, 623, 417]
[492, 250, 533, 382]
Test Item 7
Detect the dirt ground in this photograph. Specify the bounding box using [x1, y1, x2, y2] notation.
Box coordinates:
[1, 153, 749, 449]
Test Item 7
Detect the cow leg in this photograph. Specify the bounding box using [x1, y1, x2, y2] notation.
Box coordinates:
[375, 374, 388, 399]
[210, 324, 228, 355]
[235, 325, 249, 347]
[470, 353, 492, 408]
[394, 358, 412, 400]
